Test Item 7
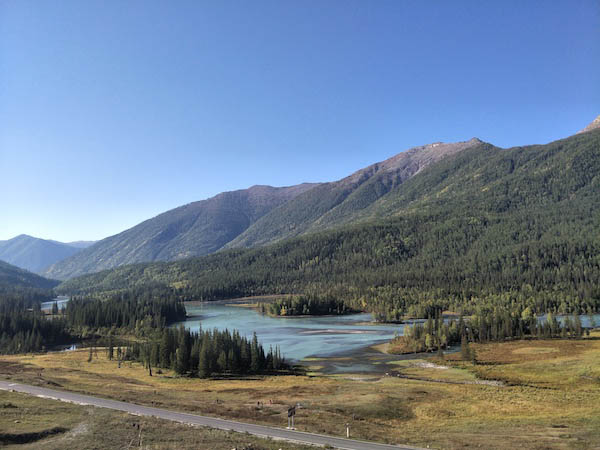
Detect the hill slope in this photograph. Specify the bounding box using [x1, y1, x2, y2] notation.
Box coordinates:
[65, 241, 96, 249]
[58, 129, 600, 317]
[226, 138, 482, 248]
[44, 184, 318, 279]
[0, 260, 59, 291]
[0, 235, 86, 273]
[44, 138, 481, 280]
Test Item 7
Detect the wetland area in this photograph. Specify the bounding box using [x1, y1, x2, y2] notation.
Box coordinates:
[175, 300, 600, 375]
[175, 301, 443, 374]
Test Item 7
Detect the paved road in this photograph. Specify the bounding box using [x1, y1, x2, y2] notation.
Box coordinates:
[0, 380, 421, 450]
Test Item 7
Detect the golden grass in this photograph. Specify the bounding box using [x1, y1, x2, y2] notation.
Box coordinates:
[1, 334, 600, 449]
[0, 390, 313, 449]
[446, 333, 600, 391]
[370, 342, 389, 353]
[512, 347, 559, 355]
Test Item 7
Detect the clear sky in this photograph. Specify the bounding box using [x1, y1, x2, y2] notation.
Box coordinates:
[1, 0, 599, 242]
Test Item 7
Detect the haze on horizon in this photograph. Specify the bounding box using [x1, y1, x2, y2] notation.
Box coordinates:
[1, 0, 599, 242]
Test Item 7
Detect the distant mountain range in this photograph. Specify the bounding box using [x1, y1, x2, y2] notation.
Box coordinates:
[0, 235, 95, 274]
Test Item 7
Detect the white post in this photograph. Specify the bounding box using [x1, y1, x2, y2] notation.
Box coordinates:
[346, 423, 350, 438]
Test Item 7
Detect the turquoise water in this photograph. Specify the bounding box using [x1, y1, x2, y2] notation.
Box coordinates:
[175, 303, 600, 363]
[45, 296, 600, 366]
[542, 314, 599, 328]
[41, 296, 70, 311]
[174, 302, 410, 362]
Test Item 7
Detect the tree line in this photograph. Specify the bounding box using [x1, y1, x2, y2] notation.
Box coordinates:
[0, 297, 71, 354]
[65, 293, 186, 331]
[266, 293, 357, 316]
[392, 307, 589, 355]
[57, 207, 600, 322]
[0, 291, 185, 354]
[124, 326, 287, 378]
[0, 293, 287, 380]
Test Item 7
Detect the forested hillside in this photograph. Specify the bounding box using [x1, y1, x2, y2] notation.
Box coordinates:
[0, 260, 58, 303]
[58, 129, 600, 319]
[0, 260, 58, 291]
[44, 183, 318, 279]
[225, 138, 481, 248]
[44, 139, 482, 280]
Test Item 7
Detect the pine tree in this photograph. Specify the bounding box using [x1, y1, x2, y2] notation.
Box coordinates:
[175, 327, 189, 375]
[574, 315, 583, 338]
[250, 332, 260, 373]
[159, 329, 171, 368]
[470, 346, 477, 365]
[217, 350, 227, 373]
[460, 335, 469, 361]
[107, 336, 114, 360]
[198, 339, 211, 378]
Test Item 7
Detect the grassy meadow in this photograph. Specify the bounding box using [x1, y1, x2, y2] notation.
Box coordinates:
[1, 332, 599, 449]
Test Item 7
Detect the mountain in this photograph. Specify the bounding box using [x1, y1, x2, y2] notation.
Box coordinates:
[64, 241, 97, 249]
[225, 138, 482, 249]
[45, 138, 481, 280]
[578, 114, 600, 134]
[57, 128, 600, 318]
[0, 260, 59, 291]
[0, 235, 87, 273]
[44, 183, 319, 279]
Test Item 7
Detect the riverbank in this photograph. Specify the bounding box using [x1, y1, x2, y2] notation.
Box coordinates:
[184, 295, 295, 307]
[175, 302, 399, 362]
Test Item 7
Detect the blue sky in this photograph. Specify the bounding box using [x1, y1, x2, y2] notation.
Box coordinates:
[1, 0, 599, 242]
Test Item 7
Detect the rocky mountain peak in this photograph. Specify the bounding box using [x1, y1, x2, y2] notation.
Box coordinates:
[577, 115, 600, 134]
[342, 138, 484, 186]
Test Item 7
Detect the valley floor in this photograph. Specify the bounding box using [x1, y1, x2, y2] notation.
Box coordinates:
[1, 333, 599, 449]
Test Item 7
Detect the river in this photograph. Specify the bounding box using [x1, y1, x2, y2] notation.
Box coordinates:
[174, 302, 600, 372]
[46, 297, 600, 372]
[41, 296, 70, 311]
[174, 302, 410, 362]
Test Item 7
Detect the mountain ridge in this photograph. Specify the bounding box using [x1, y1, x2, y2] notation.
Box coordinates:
[44, 183, 319, 279]
[57, 128, 600, 317]
[0, 234, 90, 274]
[45, 137, 484, 279]
[225, 137, 484, 248]
[44, 120, 598, 281]
[578, 114, 600, 134]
